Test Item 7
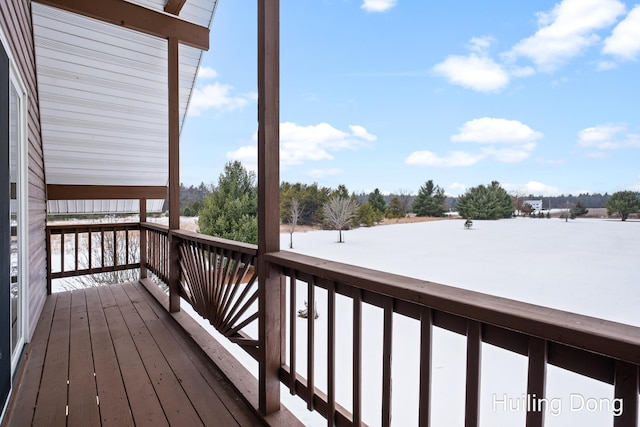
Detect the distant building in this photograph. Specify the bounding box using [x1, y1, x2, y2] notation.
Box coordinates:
[524, 199, 543, 213]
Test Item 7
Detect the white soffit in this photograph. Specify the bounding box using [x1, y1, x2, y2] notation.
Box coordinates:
[47, 199, 165, 214]
[32, 1, 216, 188]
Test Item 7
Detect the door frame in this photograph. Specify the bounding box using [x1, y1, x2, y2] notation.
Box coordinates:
[0, 25, 28, 419]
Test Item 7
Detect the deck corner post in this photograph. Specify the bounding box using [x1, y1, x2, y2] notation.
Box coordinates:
[257, 0, 281, 415]
[168, 35, 180, 313]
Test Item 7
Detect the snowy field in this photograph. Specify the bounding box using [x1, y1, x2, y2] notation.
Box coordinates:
[184, 217, 639, 427]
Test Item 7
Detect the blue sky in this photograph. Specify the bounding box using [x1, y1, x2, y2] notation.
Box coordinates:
[180, 0, 640, 197]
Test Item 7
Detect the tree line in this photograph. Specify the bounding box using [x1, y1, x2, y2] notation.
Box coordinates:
[180, 162, 640, 244]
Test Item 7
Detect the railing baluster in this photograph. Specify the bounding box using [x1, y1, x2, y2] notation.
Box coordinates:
[112, 229, 117, 268]
[526, 337, 547, 427]
[100, 227, 104, 268]
[46, 226, 52, 294]
[382, 297, 393, 427]
[419, 307, 433, 427]
[74, 227, 78, 273]
[613, 360, 638, 427]
[88, 230, 93, 271]
[60, 229, 65, 275]
[327, 280, 336, 427]
[465, 320, 482, 427]
[307, 276, 316, 410]
[353, 288, 362, 426]
[289, 272, 297, 395]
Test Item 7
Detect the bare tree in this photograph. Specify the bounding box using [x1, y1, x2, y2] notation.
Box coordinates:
[58, 229, 142, 291]
[323, 196, 358, 243]
[397, 188, 413, 216]
[288, 198, 300, 249]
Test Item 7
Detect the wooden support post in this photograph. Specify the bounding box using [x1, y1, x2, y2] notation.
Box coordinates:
[168, 36, 180, 313]
[613, 360, 638, 427]
[526, 338, 547, 427]
[257, 0, 281, 415]
[139, 198, 147, 279]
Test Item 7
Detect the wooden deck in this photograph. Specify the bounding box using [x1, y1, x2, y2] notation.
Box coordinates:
[2, 282, 266, 427]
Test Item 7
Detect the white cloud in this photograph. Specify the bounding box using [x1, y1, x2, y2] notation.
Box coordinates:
[188, 82, 256, 116]
[577, 123, 640, 151]
[447, 182, 468, 196]
[361, 0, 397, 13]
[349, 125, 377, 142]
[227, 122, 375, 169]
[451, 117, 543, 144]
[432, 54, 509, 92]
[405, 150, 484, 167]
[603, 5, 640, 60]
[469, 36, 495, 54]
[504, 181, 563, 196]
[407, 117, 542, 168]
[226, 145, 258, 171]
[506, 0, 626, 71]
[196, 66, 218, 79]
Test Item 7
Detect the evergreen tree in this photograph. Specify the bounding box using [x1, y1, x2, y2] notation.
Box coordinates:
[356, 203, 383, 227]
[571, 201, 589, 217]
[606, 191, 640, 221]
[385, 197, 405, 218]
[412, 180, 446, 217]
[280, 181, 330, 226]
[198, 161, 258, 244]
[456, 181, 514, 220]
[368, 188, 386, 214]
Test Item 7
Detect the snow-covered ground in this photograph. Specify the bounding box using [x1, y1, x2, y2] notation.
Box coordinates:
[185, 217, 639, 427]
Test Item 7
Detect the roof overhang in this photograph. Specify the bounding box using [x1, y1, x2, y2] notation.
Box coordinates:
[31, 0, 217, 214]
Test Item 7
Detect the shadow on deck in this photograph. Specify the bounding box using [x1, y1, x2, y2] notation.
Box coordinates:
[2, 282, 273, 427]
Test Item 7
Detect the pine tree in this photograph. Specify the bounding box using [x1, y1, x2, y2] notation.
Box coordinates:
[412, 180, 446, 217]
[368, 188, 386, 214]
[456, 181, 514, 220]
[606, 191, 640, 221]
[198, 161, 258, 244]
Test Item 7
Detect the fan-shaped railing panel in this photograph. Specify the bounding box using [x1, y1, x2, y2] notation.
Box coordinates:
[171, 230, 259, 356]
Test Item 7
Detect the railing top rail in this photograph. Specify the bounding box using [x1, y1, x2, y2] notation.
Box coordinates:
[140, 221, 170, 233]
[171, 228, 258, 255]
[47, 222, 141, 232]
[266, 250, 640, 365]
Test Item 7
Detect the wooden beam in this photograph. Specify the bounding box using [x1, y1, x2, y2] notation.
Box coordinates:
[257, 0, 281, 416]
[164, 0, 188, 15]
[168, 36, 180, 313]
[47, 185, 166, 200]
[33, 0, 209, 50]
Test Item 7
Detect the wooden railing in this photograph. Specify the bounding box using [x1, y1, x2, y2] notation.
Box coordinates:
[46, 222, 140, 293]
[141, 222, 170, 284]
[265, 250, 640, 427]
[46, 221, 640, 426]
[171, 228, 259, 357]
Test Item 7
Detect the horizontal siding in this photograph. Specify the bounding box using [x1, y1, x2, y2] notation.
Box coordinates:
[1, 0, 48, 340]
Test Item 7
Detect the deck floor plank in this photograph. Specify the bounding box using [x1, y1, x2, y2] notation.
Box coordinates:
[32, 292, 71, 426]
[98, 286, 170, 427]
[108, 285, 204, 427]
[3, 282, 267, 427]
[122, 282, 248, 427]
[68, 290, 101, 427]
[131, 283, 265, 427]
[85, 287, 135, 427]
[5, 296, 57, 427]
